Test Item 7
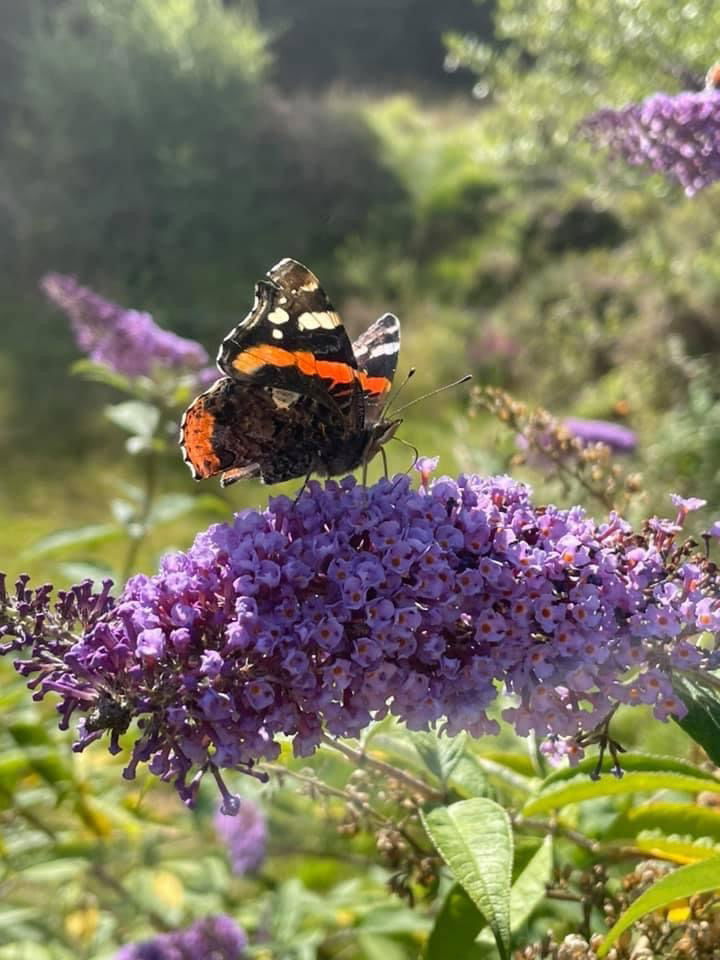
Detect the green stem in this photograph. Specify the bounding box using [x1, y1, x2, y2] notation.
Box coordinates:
[320, 734, 445, 803]
[120, 443, 158, 584]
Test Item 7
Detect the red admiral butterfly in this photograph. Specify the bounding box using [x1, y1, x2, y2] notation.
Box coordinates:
[180, 258, 402, 486]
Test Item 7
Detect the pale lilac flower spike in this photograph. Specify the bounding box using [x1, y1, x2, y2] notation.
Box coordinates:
[41, 273, 209, 378]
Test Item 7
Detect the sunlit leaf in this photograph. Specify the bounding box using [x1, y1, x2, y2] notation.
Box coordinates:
[608, 801, 720, 843]
[422, 799, 513, 960]
[630, 836, 720, 864]
[411, 731, 467, 784]
[524, 770, 720, 816]
[104, 400, 159, 437]
[448, 754, 490, 799]
[598, 858, 720, 956]
[540, 752, 713, 787]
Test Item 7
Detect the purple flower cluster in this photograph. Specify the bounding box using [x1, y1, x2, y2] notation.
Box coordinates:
[583, 88, 720, 196]
[3, 470, 719, 808]
[114, 915, 246, 960]
[563, 418, 637, 455]
[41, 273, 210, 378]
[517, 417, 637, 461]
[214, 798, 267, 874]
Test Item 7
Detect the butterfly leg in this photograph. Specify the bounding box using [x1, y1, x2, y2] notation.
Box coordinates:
[293, 467, 314, 504]
[380, 445, 389, 480]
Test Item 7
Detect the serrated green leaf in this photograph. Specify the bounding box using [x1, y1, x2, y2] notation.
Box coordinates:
[608, 802, 720, 842]
[23, 524, 121, 558]
[541, 752, 712, 787]
[104, 400, 159, 437]
[422, 799, 513, 960]
[448, 754, 490, 799]
[672, 673, 720, 765]
[425, 883, 485, 960]
[411, 731, 467, 784]
[523, 771, 720, 816]
[598, 857, 720, 956]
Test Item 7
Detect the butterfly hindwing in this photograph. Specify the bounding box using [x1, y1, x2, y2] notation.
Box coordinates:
[180, 377, 351, 486]
[352, 312, 400, 423]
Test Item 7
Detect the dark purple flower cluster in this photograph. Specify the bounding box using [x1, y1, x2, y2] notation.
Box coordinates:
[583, 88, 720, 196]
[3, 470, 719, 809]
[114, 915, 246, 960]
[41, 273, 210, 378]
[214, 798, 267, 874]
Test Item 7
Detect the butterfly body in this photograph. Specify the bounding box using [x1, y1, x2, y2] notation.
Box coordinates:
[180, 258, 401, 486]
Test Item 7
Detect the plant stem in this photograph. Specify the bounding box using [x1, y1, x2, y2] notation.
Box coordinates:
[120, 444, 158, 584]
[320, 734, 444, 803]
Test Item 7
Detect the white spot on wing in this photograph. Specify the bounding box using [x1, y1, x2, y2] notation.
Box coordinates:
[268, 307, 290, 324]
[368, 342, 400, 357]
[298, 311, 339, 331]
[272, 328, 284, 340]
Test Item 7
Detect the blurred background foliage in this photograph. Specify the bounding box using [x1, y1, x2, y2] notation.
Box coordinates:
[3, 1, 720, 955]
[4, 0, 720, 580]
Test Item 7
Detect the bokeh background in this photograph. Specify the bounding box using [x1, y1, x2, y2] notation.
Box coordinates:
[6, 0, 720, 585]
[3, 2, 720, 956]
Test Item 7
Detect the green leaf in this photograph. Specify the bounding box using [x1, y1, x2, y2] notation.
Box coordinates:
[598, 858, 720, 957]
[523, 770, 720, 816]
[507, 835, 553, 935]
[448, 754, 490, 799]
[630, 836, 720, 863]
[149, 493, 198, 525]
[71, 358, 135, 393]
[104, 400, 160, 437]
[23, 524, 121, 558]
[411, 731, 467, 784]
[672, 673, 720, 765]
[58, 562, 115, 583]
[425, 884, 485, 960]
[540, 752, 713, 787]
[608, 802, 720, 843]
[422, 799, 513, 960]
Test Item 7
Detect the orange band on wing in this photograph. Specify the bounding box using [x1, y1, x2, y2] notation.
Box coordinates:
[357, 371, 391, 397]
[232, 346, 356, 388]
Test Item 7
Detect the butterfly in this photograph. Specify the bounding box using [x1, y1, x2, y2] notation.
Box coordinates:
[180, 258, 402, 486]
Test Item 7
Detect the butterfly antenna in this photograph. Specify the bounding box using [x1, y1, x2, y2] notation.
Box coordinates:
[390, 374, 472, 417]
[383, 367, 416, 417]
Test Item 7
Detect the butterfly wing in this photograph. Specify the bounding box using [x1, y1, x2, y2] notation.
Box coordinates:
[180, 377, 351, 486]
[217, 258, 364, 430]
[351, 312, 400, 423]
